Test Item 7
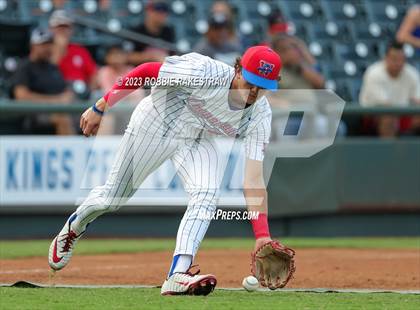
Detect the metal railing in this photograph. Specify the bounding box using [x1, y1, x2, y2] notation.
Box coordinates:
[1, 99, 420, 116]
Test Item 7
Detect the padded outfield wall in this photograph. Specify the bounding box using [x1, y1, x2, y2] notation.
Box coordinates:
[0, 136, 419, 238]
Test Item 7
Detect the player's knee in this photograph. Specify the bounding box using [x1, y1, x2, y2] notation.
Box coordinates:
[103, 197, 123, 212]
[189, 189, 219, 208]
[86, 195, 120, 213]
[94, 186, 124, 212]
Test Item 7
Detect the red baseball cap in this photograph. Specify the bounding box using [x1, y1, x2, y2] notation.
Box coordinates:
[241, 45, 282, 90]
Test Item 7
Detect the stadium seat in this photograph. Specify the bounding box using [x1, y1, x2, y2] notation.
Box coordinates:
[287, 22, 309, 42]
[415, 61, 420, 74]
[0, 0, 22, 22]
[407, 54, 420, 70]
[0, 54, 21, 99]
[330, 76, 363, 103]
[239, 19, 266, 43]
[364, 0, 409, 36]
[278, 0, 325, 23]
[344, 78, 362, 103]
[332, 78, 352, 102]
[320, 0, 367, 24]
[19, 0, 53, 26]
[333, 41, 380, 63]
[320, 62, 346, 80]
[0, 21, 31, 57]
[110, 0, 143, 28]
[72, 0, 112, 22]
[364, 0, 406, 25]
[348, 22, 389, 43]
[169, 16, 187, 41]
[305, 21, 350, 43]
[191, 0, 217, 20]
[308, 40, 334, 61]
[321, 59, 366, 81]
[0, 51, 7, 97]
[255, 1, 276, 18]
[171, 0, 189, 16]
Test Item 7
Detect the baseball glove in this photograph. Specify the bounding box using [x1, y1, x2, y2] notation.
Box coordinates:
[251, 240, 296, 290]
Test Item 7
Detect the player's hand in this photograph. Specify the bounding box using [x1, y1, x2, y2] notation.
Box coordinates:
[80, 98, 106, 137]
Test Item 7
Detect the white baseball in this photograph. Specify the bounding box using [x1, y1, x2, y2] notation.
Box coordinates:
[242, 275, 259, 292]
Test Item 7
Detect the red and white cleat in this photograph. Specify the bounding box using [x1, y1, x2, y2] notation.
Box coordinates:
[48, 214, 84, 271]
[161, 266, 217, 296]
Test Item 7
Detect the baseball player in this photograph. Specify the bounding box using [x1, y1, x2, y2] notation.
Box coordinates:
[48, 46, 295, 295]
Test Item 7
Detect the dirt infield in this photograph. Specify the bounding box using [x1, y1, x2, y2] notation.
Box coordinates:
[1, 248, 419, 289]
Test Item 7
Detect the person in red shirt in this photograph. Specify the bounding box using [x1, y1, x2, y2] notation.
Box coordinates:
[49, 10, 97, 91]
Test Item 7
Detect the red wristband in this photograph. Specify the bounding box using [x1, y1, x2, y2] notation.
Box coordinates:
[251, 213, 271, 239]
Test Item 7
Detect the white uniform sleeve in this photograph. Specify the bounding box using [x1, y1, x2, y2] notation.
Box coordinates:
[158, 53, 206, 94]
[409, 67, 420, 102]
[244, 106, 272, 161]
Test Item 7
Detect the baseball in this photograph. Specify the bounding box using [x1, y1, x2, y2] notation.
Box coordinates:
[242, 276, 259, 292]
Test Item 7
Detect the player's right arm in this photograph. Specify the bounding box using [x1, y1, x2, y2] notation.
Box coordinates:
[80, 62, 162, 136]
[242, 101, 272, 250]
[244, 157, 272, 251]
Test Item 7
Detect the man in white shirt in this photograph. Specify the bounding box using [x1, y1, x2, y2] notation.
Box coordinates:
[359, 41, 420, 137]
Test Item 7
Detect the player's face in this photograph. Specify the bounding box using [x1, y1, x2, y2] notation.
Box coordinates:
[234, 71, 264, 105]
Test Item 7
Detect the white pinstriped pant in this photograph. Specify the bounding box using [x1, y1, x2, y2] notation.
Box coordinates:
[73, 104, 223, 257]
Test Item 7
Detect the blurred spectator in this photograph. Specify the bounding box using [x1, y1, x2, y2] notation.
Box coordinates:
[193, 13, 241, 65]
[97, 45, 147, 134]
[359, 41, 420, 137]
[266, 8, 289, 41]
[272, 34, 325, 89]
[97, 45, 135, 134]
[11, 29, 74, 135]
[52, 0, 68, 10]
[270, 35, 336, 140]
[211, 1, 241, 48]
[98, 0, 112, 11]
[97, 45, 133, 91]
[128, 0, 175, 64]
[49, 10, 97, 92]
[397, 5, 420, 51]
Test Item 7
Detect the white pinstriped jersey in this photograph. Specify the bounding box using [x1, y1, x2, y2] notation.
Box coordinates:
[136, 53, 272, 161]
[73, 53, 272, 261]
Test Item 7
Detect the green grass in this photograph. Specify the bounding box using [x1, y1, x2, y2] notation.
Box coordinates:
[1, 288, 419, 310]
[0, 237, 418, 259]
